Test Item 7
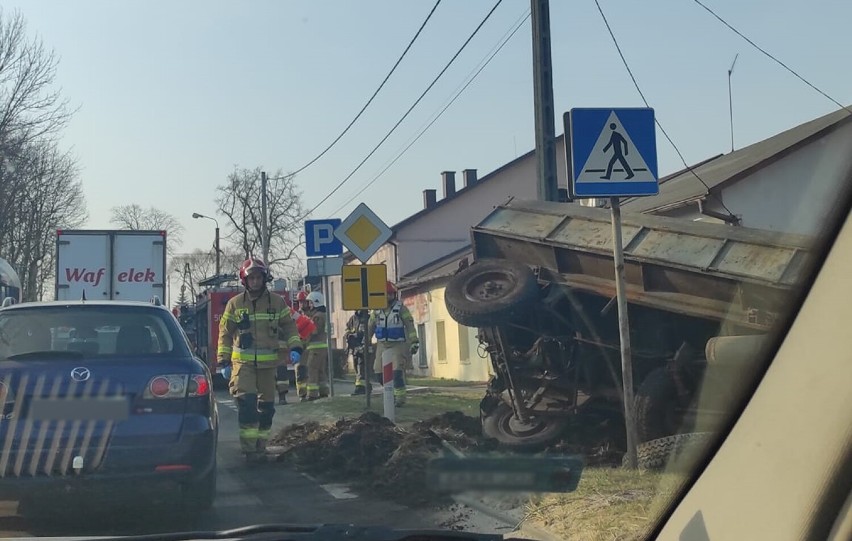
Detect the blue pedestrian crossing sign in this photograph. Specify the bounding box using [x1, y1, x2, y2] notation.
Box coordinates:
[565, 108, 658, 198]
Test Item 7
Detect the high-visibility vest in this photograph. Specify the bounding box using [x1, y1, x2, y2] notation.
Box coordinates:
[374, 302, 406, 342]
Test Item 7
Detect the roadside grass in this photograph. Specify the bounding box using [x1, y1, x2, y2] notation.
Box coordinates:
[406, 376, 486, 388]
[524, 467, 687, 541]
[278, 388, 482, 428]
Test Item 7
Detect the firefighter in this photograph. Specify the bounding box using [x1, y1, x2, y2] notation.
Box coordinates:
[218, 258, 303, 464]
[295, 290, 308, 313]
[293, 289, 311, 399]
[345, 309, 370, 395]
[301, 291, 330, 401]
[370, 281, 419, 406]
[284, 303, 316, 403]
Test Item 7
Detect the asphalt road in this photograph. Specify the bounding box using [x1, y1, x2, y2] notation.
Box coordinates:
[0, 390, 514, 539]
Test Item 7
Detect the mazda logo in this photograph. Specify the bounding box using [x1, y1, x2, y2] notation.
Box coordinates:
[70, 367, 91, 382]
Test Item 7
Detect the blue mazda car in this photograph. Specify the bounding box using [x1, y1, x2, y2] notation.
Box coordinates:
[0, 300, 218, 511]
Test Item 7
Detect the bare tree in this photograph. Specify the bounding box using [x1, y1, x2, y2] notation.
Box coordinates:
[1, 140, 86, 301]
[0, 9, 73, 149]
[0, 10, 84, 301]
[215, 167, 305, 277]
[168, 249, 244, 298]
[110, 204, 185, 253]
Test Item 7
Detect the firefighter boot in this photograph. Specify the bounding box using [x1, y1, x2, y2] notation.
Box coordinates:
[393, 369, 406, 407]
[237, 394, 263, 464]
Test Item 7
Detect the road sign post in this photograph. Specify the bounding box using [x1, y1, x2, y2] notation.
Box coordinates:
[610, 197, 637, 469]
[566, 107, 658, 469]
[341, 263, 389, 415]
[323, 271, 335, 398]
[305, 220, 343, 400]
[330, 203, 393, 413]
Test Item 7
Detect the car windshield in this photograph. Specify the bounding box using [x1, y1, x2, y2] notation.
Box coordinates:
[0, 1, 850, 540]
[0, 306, 183, 359]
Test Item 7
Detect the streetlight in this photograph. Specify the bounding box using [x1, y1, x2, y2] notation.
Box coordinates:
[192, 212, 220, 280]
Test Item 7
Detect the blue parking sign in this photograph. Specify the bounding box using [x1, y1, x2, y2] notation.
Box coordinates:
[305, 219, 343, 257]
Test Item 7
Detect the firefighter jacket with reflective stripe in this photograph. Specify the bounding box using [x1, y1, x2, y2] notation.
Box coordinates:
[305, 308, 328, 350]
[370, 300, 417, 343]
[218, 289, 302, 364]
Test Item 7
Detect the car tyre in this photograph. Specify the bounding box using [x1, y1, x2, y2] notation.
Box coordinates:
[445, 259, 539, 327]
[181, 460, 217, 512]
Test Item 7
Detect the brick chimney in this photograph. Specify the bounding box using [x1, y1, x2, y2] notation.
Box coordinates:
[423, 189, 437, 209]
[462, 168, 478, 188]
[441, 171, 456, 199]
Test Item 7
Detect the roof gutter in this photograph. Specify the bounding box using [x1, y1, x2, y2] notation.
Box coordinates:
[697, 199, 741, 226]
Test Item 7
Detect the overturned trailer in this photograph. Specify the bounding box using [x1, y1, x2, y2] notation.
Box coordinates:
[444, 199, 813, 450]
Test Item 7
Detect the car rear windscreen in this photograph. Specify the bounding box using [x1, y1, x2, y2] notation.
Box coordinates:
[0, 306, 187, 359]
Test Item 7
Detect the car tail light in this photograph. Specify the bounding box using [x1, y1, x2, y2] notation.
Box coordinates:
[187, 375, 210, 397]
[144, 375, 188, 399]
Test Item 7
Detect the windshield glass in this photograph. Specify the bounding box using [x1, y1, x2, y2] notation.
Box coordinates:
[0, 1, 849, 540]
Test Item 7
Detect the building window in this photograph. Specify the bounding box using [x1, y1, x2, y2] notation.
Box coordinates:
[417, 323, 428, 368]
[436, 320, 447, 363]
[458, 325, 470, 364]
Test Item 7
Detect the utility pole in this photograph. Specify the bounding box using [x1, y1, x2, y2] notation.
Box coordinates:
[214, 225, 221, 279]
[728, 54, 739, 153]
[261, 171, 269, 263]
[531, 0, 558, 202]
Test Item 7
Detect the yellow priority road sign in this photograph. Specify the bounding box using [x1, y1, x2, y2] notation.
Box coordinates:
[342, 264, 388, 310]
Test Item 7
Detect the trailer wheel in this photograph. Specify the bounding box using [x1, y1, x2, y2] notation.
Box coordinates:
[481, 403, 567, 451]
[622, 432, 715, 470]
[634, 367, 689, 443]
[445, 259, 538, 327]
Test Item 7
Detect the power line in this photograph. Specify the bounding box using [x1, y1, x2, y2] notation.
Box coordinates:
[692, 0, 852, 115]
[302, 0, 505, 218]
[329, 10, 531, 217]
[592, 0, 739, 223]
[290, 0, 442, 175]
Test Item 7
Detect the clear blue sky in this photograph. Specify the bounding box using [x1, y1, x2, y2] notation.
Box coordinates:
[6, 0, 851, 256]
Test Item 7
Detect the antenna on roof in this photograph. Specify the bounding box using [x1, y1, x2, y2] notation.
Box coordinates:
[728, 53, 739, 153]
[81, 289, 87, 301]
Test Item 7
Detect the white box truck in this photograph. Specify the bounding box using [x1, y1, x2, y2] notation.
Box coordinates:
[55, 230, 167, 302]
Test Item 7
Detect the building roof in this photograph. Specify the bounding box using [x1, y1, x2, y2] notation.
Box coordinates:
[396, 245, 472, 291]
[623, 107, 852, 213]
[389, 134, 566, 234]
